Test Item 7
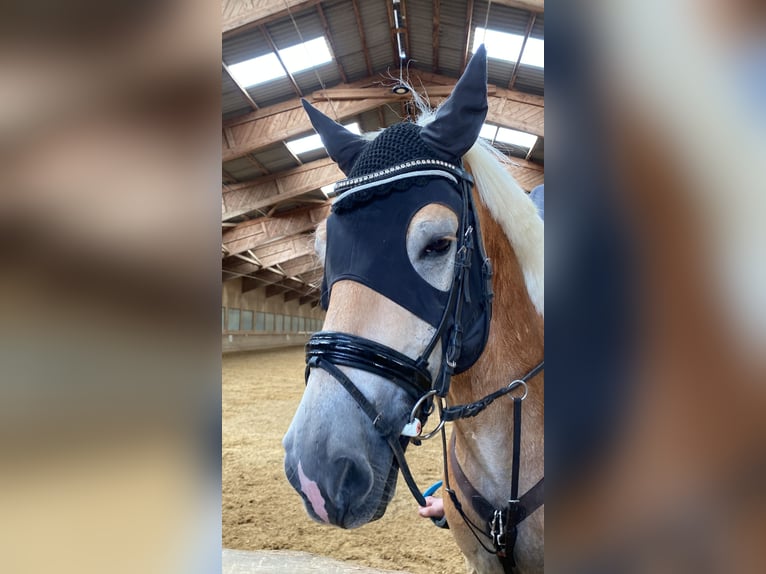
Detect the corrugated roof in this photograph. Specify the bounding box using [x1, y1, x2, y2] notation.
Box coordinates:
[406, 0, 433, 69]
[223, 27, 271, 65]
[265, 9, 325, 47]
[514, 65, 544, 94]
[255, 145, 301, 172]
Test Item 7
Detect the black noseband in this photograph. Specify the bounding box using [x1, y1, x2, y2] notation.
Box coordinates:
[306, 332, 432, 402]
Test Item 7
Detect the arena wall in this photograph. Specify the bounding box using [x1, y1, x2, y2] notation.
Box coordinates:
[221, 278, 325, 353]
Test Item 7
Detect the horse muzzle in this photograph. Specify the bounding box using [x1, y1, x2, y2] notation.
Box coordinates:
[283, 367, 405, 528]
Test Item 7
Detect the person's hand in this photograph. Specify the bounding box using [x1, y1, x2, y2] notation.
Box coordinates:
[418, 496, 445, 519]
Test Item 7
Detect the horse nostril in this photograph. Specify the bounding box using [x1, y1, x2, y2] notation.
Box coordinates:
[331, 456, 374, 519]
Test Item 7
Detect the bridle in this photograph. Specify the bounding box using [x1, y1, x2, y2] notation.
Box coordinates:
[304, 158, 543, 569]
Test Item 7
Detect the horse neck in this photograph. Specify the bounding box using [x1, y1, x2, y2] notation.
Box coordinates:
[448, 187, 545, 504]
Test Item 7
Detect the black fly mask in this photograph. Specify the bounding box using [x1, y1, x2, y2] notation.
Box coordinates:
[302, 45, 493, 505]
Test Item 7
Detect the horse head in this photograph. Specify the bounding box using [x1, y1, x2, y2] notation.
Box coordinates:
[283, 46, 492, 528]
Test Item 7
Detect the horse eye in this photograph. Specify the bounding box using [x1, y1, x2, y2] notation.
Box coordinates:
[422, 237, 453, 257]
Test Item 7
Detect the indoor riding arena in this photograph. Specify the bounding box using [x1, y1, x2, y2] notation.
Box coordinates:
[223, 347, 464, 573]
[222, 0, 544, 571]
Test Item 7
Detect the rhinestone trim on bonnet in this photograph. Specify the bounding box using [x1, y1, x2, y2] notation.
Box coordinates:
[331, 159, 464, 198]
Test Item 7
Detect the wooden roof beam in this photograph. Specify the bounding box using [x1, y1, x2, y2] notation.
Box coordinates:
[259, 25, 303, 98]
[284, 286, 314, 303]
[433, 0, 441, 74]
[509, 14, 537, 90]
[299, 267, 325, 285]
[492, 0, 544, 13]
[281, 254, 321, 277]
[385, 0, 401, 67]
[222, 157, 342, 221]
[222, 62, 259, 111]
[223, 204, 329, 256]
[241, 270, 285, 293]
[222, 95, 391, 162]
[222, 0, 319, 37]
[351, 0, 373, 76]
[299, 295, 318, 306]
[249, 234, 315, 269]
[316, 2, 348, 83]
[461, 0, 475, 73]
[222, 74, 544, 162]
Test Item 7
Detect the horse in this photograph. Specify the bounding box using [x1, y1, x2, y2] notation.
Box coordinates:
[283, 45, 545, 573]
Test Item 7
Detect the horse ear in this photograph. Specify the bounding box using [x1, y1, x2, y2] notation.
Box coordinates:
[301, 99, 367, 175]
[420, 44, 488, 161]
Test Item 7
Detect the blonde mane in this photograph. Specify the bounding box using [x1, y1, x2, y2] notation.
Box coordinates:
[415, 109, 545, 316]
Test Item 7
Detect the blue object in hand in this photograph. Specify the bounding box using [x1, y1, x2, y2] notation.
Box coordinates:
[423, 480, 443, 498]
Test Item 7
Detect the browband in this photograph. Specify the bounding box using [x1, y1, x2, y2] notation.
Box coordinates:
[330, 159, 468, 198]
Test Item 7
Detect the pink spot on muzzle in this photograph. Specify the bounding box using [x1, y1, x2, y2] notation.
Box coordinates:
[297, 461, 329, 523]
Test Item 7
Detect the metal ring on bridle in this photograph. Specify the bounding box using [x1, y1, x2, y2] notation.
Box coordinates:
[409, 390, 437, 421]
[407, 390, 445, 441]
[507, 380, 528, 401]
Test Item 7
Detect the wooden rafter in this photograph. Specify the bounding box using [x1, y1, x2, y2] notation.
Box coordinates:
[315, 2, 348, 83]
[509, 14, 537, 90]
[222, 167, 238, 184]
[461, 0, 475, 73]
[222, 0, 319, 37]
[492, 0, 544, 13]
[259, 25, 303, 97]
[242, 270, 285, 293]
[244, 153, 270, 175]
[222, 76, 543, 162]
[282, 143, 304, 167]
[222, 62, 259, 111]
[432, 0, 441, 74]
[222, 157, 342, 221]
[299, 267, 324, 284]
[312, 84, 498, 100]
[222, 94, 391, 162]
[248, 235, 314, 269]
[223, 204, 329, 257]
[281, 254, 321, 277]
[384, 0, 400, 66]
[351, 0, 373, 76]
[399, 0, 411, 60]
[266, 277, 312, 299]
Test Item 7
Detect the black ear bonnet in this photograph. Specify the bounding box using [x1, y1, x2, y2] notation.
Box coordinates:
[303, 44, 493, 397]
[318, 122, 493, 376]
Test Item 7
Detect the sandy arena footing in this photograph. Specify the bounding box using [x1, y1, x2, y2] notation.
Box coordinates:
[223, 549, 414, 574]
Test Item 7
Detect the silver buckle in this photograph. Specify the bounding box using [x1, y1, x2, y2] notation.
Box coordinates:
[490, 509, 506, 552]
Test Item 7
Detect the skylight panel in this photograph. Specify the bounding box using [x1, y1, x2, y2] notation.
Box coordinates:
[228, 37, 333, 89]
[286, 133, 324, 155]
[472, 27, 545, 69]
[286, 122, 361, 156]
[473, 27, 524, 64]
[520, 38, 544, 68]
[495, 127, 537, 150]
[320, 183, 335, 197]
[279, 37, 332, 74]
[479, 123, 499, 141]
[228, 52, 286, 88]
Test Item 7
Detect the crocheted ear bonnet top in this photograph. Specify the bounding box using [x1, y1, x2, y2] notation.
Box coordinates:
[347, 122, 449, 179]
